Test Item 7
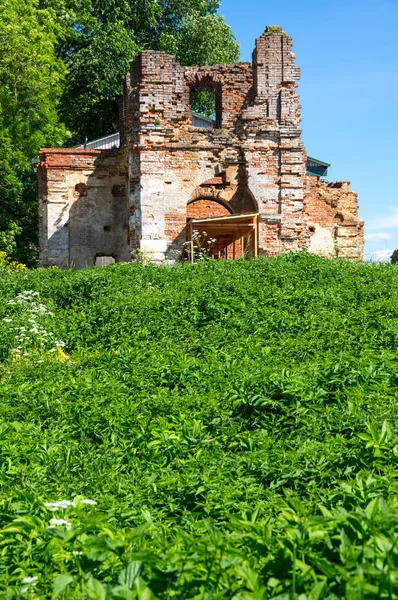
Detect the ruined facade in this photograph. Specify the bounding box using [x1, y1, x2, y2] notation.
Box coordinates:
[37, 26, 364, 268]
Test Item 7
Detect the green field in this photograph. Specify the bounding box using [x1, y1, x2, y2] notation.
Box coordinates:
[1, 255, 398, 599]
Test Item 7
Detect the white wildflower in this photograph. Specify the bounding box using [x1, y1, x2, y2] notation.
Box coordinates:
[48, 518, 72, 530]
[3, 318, 12, 323]
[72, 551, 83, 556]
[80, 499, 97, 506]
[45, 500, 75, 510]
[22, 576, 38, 585]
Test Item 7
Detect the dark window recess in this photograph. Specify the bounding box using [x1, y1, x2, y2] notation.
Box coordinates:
[190, 88, 220, 128]
[104, 225, 111, 232]
[75, 182, 88, 197]
[112, 185, 125, 197]
[309, 226, 315, 233]
[95, 255, 116, 267]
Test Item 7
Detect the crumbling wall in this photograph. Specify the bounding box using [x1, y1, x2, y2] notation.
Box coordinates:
[38, 25, 364, 267]
[38, 149, 129, 269]
[304, 180, 364, 260]
[125, 50, 254, 261]
[125, 26, 307, 263]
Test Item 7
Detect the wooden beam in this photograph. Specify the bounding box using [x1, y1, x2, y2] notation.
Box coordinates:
[254, 215, 258, 258]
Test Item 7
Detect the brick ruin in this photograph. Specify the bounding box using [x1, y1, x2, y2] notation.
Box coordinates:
[37, 26, 364, 268]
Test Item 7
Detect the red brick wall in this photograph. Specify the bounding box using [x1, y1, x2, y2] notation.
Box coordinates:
[305, 189, 337, 229]
[187, 199, 231, 220]
[304, 180, 364, 260]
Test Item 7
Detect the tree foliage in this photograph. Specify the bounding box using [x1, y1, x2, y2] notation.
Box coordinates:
[0, 0, 66, 263]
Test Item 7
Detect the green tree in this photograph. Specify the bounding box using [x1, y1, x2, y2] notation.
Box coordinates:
[0, 0, 66, 263]
[54, 0, 239, 143]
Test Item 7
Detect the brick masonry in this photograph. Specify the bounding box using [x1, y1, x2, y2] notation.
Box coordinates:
[37, 149, 129, 269]
[304, 180, 364, 260]
[37, 26, 363, 267]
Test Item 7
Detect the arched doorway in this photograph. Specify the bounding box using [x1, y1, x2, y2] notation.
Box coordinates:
[186, 197, 258, 261]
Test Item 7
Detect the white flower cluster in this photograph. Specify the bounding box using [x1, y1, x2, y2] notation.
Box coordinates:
[8, 290, 53, 313]
[21, 576, 38, 593]
[44, 498, 97, 510]
[4, 290, 65, 357]
[44, 500, 75, 510]
[23, 576, 38, 585]
[49, 518, 72, 530]
[43, 498, 97, 532]
[185, 230, 217, 261]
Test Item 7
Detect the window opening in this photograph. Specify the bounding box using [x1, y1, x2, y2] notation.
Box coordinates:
[191, 88, 221, 128]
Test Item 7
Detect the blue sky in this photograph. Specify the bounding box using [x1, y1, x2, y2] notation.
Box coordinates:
[220, 0, 398, 260]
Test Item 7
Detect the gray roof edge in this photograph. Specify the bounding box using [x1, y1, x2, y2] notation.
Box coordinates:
[306, 156, 331, 167]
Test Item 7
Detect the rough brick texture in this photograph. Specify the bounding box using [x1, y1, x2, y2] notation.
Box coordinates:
[38, 149, 129, 268]
[37, 26, 363, 266]
[304, 180, 364, 260]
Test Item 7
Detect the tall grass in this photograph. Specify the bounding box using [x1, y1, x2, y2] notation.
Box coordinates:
[1, 254, 398, 598]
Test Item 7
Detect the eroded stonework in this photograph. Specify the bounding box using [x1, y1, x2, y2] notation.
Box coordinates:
[37, 26, 364, 267]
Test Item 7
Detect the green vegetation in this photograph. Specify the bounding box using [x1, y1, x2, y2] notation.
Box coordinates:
[0, 0, 66, 264]
[1, 254, 398, 598]
[266, 26, 286, 34]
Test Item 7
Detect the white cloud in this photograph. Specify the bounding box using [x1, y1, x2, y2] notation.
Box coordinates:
[365, 232, 393, 242]
[366, 249, 393, 263]
[367, 208, 398, 230]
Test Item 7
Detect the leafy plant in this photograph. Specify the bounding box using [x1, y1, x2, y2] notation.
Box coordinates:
[1, 254, 398, 596]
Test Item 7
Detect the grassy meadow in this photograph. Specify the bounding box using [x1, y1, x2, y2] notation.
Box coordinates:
[1, 254, 398, 599]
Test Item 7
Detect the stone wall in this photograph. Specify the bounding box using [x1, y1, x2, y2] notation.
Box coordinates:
[38, 149, 129, 268]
